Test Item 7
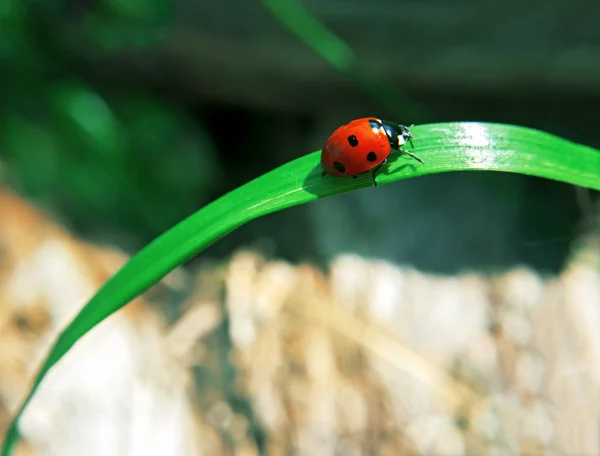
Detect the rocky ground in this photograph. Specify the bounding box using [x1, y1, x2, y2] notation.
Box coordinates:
[1, 187, 600, 455]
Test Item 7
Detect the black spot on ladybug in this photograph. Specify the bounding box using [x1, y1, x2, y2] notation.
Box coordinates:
[367, 152, 377, 162]
[333, 161, 346, 173]
[347, 135, 359, 147]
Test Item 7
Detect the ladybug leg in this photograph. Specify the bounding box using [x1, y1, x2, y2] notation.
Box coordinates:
[402, 148, 424, 164]
[371, 159, 387, 186]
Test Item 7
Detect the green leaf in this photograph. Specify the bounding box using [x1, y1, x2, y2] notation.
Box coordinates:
[51, 81, 123, 156]
[2, 122, 599, 455]
[261, 0, 429, 119]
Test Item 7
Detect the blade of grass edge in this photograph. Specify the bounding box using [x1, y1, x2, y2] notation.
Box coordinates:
[261, 0, 429, 120]
[2, 121, 600, 455]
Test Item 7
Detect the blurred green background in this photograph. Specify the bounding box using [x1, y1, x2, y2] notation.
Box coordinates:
[1, 0, 599, 274]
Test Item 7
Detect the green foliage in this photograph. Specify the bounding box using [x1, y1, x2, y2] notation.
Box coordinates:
[2, 80, 222, 240]
[82, 0, 172, 50]
[0, 0, 220, 243]
[2, 121, 600, 456]
[262, 0, 428, 120]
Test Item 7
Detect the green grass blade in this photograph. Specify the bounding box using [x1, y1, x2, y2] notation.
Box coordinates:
[2, 122, 600, 455]
[261, 0, 428, 119]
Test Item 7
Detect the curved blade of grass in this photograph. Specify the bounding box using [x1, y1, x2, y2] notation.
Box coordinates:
[2, 122, 600, 455]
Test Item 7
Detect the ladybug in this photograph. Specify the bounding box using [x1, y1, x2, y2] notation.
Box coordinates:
[320, 117, 423, 186]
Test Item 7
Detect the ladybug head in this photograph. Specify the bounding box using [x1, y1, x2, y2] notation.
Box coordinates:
[380, 120, 423, 164]
[399, 124, 415, 149]
[380, 120, 414, 149]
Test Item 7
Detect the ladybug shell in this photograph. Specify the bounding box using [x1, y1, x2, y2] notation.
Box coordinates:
[321, 117, 391, 177]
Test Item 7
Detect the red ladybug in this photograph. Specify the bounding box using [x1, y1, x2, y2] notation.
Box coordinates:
[320, 117, 423, 185]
